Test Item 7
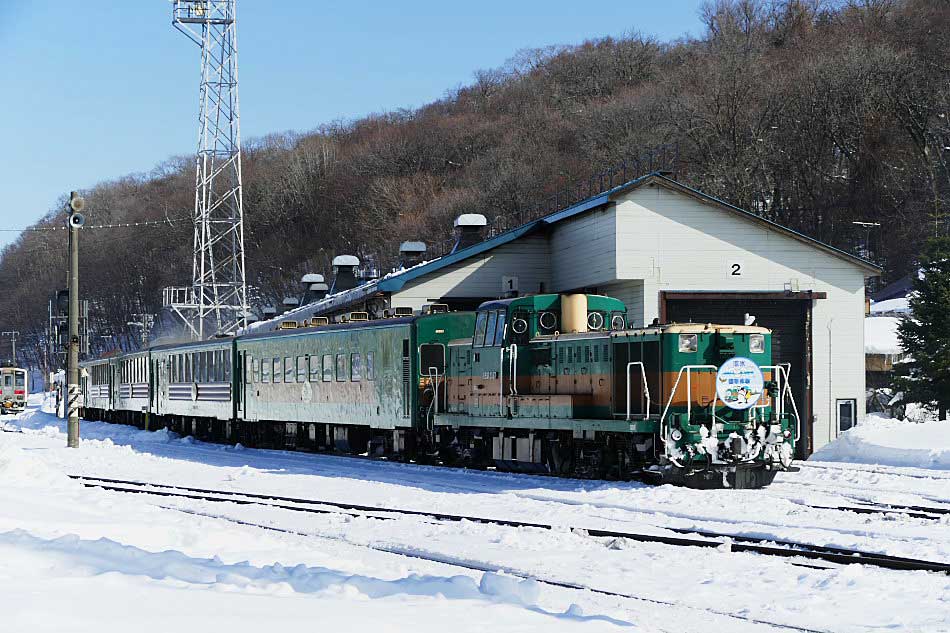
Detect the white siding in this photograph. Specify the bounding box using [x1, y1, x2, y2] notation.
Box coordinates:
[392, 235, 551, 308]
[617, 185, 869, 449]
[601, 280, 645, 326]
[550, 206, 617, 290]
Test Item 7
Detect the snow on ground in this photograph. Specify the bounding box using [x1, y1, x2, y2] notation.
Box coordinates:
[1, 395, 949, 632]
[864, 316, 903, 355]
[869, 297, 911, 315]
[810, 412, 950, 470]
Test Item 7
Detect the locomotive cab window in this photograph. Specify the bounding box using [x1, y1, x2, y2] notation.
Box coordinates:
[483, 311, 498, 347]
[492, 310, 506, 346]
[678, 334, 698, 353]
[419, 344, 445, 375]
[749, 334, 765, 354]
[473, 311, 489, 347]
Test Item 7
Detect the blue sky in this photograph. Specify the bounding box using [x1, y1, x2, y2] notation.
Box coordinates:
[0, 1, 704, 249]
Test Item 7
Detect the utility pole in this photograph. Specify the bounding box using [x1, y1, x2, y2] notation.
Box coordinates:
[66, 192, 85, 448]
[1, 331, 19, 365]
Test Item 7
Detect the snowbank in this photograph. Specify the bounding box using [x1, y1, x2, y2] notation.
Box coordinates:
[810, 414, 950, 469]
[864, 316, 903, 355]
[869, 297, 911, 315]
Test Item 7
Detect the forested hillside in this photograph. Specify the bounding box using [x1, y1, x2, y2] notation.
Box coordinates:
[3, 0, 948, 366]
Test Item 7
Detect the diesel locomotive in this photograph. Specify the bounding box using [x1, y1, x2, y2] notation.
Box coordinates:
[80, 293, 799, 488]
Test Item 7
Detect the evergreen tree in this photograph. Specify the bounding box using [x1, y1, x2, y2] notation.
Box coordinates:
[896, 236, 950, 420]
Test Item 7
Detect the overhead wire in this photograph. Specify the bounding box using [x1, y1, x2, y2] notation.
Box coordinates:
[0, 215, 193, 232]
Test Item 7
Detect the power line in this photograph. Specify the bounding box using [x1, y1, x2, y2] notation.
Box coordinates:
[0, 215, 192, 233]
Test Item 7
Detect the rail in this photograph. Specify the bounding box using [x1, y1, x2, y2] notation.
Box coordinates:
[625, 361, 651, 421]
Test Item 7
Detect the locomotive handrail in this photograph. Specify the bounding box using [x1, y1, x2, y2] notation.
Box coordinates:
[625, 362, 650, 421]
[659, 364, 718, 458]
[425, 366, 443, 431]
[760, 363, 801, 443]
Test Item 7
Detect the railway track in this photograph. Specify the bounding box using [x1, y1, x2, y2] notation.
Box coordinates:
[164, 503, 830, 633]
[72, 474, 950, 575]
[796, 461, 950, 482]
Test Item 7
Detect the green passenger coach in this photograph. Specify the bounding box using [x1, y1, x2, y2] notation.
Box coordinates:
[80, 292, 798, 488]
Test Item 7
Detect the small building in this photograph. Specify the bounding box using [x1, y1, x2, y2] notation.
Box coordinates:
[263, 173, 880, 456]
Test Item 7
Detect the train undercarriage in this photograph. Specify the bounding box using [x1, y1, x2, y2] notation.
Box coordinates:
[80, 407, 782, 487]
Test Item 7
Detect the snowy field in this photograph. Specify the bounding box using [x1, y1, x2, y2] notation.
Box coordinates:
[0, 395, 948, 632]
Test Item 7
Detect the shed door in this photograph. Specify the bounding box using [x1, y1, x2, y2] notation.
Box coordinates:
[664, 296, 811, 458]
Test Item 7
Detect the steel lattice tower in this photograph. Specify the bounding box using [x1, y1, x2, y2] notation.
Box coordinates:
[165, 0, 248, 339]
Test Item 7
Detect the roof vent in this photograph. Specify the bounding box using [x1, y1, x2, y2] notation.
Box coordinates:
[399, 241, 427, 268]
[451, 214, 487, 253]
[302, 273, 329, 304]
[278, 320, 299, 330]
[330, 255, 361, 293]
[349, 311, 369, 322]
[262, 306, 277, 318]
[309, 316, 330, 327]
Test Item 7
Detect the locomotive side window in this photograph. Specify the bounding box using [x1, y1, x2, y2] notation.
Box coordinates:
[473, 312, 489, 347]
[322, 355, 333, 382]
[351, 353, 362, 381]
[365, 352, 375, 381]
[335, 354, 347, 382]
[273, 358, 283, 383]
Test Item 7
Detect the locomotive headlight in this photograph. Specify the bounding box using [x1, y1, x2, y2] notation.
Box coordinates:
[749, 334, 765, 354]
[670, 429, 683, 441]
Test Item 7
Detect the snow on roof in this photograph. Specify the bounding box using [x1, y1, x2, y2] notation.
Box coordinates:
[399, 241, 426, 253]
[865, 316, 903, 355]
[454, 213, 487, 227]
[301, 273, 324, 284]
[332, 255, 360, 267]
[869, 297, 911, 315]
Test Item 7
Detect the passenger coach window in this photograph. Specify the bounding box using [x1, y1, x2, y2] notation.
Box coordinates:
[261, 359, 271, 383]
[335, 354, 346, 382]
[308, 356, 319, 382]
[322, 355, 333, 382]
[284, 356, 294, 382]
[296, 357, 307, 383]
[245, 356, 253, 383]
[473, 312, 489, 347]
[253, 358, 261, 383]
[365, 352, 375, 381]
[351, 354, 361, 381]
[273, 358, 283, 383]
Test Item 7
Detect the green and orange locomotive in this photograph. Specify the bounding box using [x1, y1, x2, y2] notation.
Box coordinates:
[81, 293, 798, 488]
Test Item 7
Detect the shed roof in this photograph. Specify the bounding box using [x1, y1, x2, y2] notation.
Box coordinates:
[378, 172, 880, 292]
[248, 172, 880, 332]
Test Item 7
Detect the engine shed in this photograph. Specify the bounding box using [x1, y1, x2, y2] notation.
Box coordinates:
[264, 173, 880, 456]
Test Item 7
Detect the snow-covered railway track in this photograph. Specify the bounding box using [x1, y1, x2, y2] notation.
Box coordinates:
[73, 474, 950, 575]
[797, 461, 950, 482]
[162, 503, 831, 633]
